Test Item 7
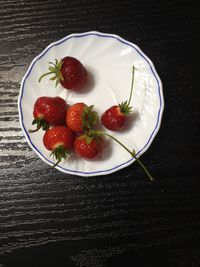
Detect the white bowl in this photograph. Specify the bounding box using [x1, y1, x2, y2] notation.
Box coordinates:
[18, 31, 164, 177]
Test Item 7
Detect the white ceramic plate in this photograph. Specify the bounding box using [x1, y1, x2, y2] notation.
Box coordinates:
[18, 31, 164, 177]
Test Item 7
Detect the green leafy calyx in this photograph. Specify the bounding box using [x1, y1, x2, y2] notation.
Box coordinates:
[119, 100, 133, 115]
[79, 133, 102, 145]
[82, 105, 99, 132]
[29, 117, 49, 133]
[38, 59, 64, 87]
[50, 145, 70, 167]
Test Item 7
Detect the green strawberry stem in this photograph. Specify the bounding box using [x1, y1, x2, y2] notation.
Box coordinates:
[119, 66, 135, 115]
[38, 71, 54, 83]
[38, 59, 64, 87]
[28, 117, 49, 133]
[127, 66, 135, 106]
[52, 160, 60, 168]
[82, 105, 99, 132]
[91, 130, 154, 181]
[28, 127, 41, 133]
[51, 145, 70, 168]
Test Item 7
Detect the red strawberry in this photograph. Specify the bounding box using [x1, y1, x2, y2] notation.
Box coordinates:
[101, 66, 135, 131]
[29, 96, 67, 132]
[39, 56, 88, 90]
[74, 134, 104, 160]
[66, 103, 98, 133]
[43, 126, 75, 166]
[101, 105, 126, 131]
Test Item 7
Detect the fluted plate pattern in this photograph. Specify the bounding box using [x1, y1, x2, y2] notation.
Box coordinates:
[18, 31, 164, 177]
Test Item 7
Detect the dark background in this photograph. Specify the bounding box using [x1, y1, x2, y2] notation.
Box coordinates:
[0, 0, 199, 266]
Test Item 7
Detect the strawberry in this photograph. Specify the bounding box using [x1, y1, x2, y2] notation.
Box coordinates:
[39, 56, 88, 90]
[66, 103, 98, 133]
[29, 96, 67, 132]
[74, 134, 104, 160]
[101, 66, 135, 131]
[43, 126, 75, 166]
[101, 105, 126, 131]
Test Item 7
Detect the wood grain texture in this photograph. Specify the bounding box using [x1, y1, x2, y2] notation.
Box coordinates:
[0, 0, 200, 266]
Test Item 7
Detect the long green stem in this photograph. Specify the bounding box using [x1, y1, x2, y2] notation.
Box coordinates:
[103, 132, 135, 157]
[91, 130, 154, 181]
[38, 59, 64, 87]
[127, 66, 135, 106]
[133, 156, 154, 181]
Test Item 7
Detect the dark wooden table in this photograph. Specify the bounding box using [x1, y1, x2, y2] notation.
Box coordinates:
[0, 0, 199, 266]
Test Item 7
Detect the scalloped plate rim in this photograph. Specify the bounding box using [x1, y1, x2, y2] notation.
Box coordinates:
[18, 31, 164, 177]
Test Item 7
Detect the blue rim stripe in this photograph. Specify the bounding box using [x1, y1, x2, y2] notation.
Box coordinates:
[19, 32, 163, 176]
